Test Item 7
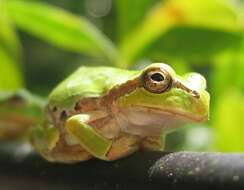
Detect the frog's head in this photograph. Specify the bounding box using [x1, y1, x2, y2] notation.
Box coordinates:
[118, 63, 210, 133]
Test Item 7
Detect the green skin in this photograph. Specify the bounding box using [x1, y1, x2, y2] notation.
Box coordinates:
[0, 63, 209, 163]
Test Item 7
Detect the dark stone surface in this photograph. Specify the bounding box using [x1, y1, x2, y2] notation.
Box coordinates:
[0, 145, 244, 190]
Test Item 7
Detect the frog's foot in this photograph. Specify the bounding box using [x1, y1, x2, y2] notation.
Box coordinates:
[43, 139, 92, 163]
[105, 133, 141, 161]
[140, 134, 166, 151]
[31, 124, 92, 163]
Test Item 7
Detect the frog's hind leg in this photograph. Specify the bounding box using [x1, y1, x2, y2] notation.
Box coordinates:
[31, 124, 92, 163]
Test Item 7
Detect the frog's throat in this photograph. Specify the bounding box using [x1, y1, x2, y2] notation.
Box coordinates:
[119, 105, 208, 124]
[116, 106, 207, 137]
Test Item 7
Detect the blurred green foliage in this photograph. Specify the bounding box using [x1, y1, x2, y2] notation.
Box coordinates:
[0, 0, 244, 151]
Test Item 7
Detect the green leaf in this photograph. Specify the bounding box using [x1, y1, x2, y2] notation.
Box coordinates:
[6, 0, 119, 64]
[116, 0, 158, 41]
[213, 90, 244, 151]
[120, 0, 240, 67]
[0, 46, 23, 90]
[148, 27, 241, 62]
[169, 0, 239, 30]
[0, 1, 23, 90]
[211, 37, 244, 152]
[213, 36, 244, 100]
[0, 1, 22, 61]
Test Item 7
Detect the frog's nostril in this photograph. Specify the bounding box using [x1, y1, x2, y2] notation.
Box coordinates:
[192, 90, 200, 99]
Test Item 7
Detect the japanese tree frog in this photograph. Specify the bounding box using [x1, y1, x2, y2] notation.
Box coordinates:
[0, 63, 210, 163]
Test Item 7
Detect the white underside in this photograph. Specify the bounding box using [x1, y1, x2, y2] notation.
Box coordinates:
[116, 107, 192, 137]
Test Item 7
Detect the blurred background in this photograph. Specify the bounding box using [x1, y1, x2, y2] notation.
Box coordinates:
[1, 0, 244, 152]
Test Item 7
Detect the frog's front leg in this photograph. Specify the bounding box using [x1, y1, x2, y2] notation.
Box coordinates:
[66, 114, 141, 161]
[65, 114, 112, 160]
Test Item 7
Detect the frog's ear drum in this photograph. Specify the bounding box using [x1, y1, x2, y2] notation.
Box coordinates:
[142, 67, 172, 93]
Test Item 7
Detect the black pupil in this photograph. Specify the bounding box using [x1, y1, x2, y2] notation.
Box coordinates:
[150, 73, 164, 82]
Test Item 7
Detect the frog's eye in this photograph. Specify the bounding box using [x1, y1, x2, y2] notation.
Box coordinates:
[142, 68, 172, 93]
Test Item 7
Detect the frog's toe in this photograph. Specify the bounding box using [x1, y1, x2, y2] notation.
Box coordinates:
[41, 141, 93, 163]
[104, 134, 140, 161]
[141, 134, 166, 151]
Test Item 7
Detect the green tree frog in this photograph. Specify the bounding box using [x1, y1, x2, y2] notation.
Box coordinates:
[0, 63, 210, 163]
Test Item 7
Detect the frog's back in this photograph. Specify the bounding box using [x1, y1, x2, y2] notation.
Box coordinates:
[48, 66, 139, 108]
